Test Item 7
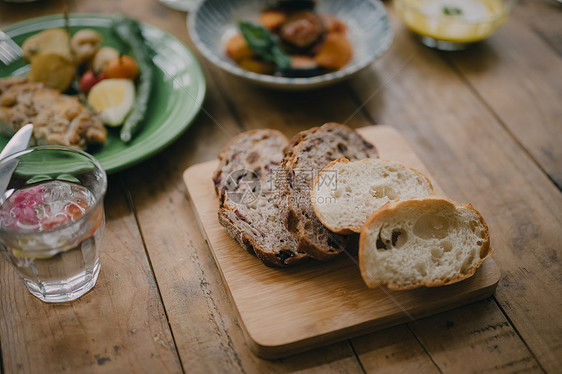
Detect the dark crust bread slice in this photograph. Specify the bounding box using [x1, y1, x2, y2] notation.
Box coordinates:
[213, 129, 308, 267]
[213, 129, 285, 203]
[281, 123, 379, 260]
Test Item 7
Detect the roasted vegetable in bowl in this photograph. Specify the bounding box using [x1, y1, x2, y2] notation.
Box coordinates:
[225, 0, 352, 77]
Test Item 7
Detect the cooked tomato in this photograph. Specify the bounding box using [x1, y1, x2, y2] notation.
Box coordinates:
[259, 10, 287, 30]
[225, 34, 255, 62]
[314, 32, 352, 70]
[104, 55, 139, 80]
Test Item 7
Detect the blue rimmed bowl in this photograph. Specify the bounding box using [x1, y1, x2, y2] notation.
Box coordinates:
[188, 0, 393, 90]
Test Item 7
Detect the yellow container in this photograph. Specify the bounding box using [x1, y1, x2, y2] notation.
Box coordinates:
[395, 0, 517, 50]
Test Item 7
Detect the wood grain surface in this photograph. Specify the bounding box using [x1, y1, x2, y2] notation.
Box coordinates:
[0, 0, 560, 372]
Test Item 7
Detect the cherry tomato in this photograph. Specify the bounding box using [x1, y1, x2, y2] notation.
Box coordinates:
[79, 70, 106, 94]
[104, 55, 139, 80]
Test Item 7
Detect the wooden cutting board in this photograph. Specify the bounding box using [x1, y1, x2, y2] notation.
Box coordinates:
[183, 125, 500, 359]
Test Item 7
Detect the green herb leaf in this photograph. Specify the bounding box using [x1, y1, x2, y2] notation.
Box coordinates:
[238, 21, 291, 71]
[443, 6, 463, 16]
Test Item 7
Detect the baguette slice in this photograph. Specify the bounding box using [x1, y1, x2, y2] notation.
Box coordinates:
[359, 196, 491, 290]
[213, 129, 308, 267]
[311, 158, 434, 234]
[282, 123, 378, 261]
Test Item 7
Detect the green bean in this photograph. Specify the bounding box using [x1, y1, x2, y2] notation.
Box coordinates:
[112, 17, 154, 143]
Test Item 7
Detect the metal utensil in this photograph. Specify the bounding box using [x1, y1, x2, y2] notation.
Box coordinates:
[0, 124, 34, 198]
[0, 30, 23, 65]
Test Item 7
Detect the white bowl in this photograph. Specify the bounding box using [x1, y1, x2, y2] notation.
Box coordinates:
[188, 0, 393, 90]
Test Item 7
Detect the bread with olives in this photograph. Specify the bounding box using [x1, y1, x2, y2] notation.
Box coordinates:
[213, 129, 308, 267]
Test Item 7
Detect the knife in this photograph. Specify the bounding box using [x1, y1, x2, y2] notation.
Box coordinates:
[0, 124, 34, 199]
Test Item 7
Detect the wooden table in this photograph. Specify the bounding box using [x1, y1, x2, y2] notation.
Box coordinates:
[1, 0, 561, 372]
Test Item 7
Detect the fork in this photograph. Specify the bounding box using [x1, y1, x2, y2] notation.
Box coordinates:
[0, 30, 23, 65]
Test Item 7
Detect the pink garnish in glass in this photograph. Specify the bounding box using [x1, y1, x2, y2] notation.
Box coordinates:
[1, 186, 46, 231]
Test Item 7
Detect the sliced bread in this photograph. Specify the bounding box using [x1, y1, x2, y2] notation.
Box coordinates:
[213, 129, 308, 267]
[359, 196, 491, 290]
[282, 123, 378, 261]
[213, 129, 287, 203]
[311, 158, 434, 234]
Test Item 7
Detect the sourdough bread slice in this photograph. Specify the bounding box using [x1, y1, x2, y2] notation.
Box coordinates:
[311, 158, 434, 234]
[359, 196, 491, 290]
[282, 123, 378, 260]
[213, 129, 308, 267]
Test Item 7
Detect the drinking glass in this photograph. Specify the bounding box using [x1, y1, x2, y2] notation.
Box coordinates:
[0, 146, 107, 303]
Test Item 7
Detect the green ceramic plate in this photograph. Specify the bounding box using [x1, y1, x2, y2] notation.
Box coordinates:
[0, 14, 206, 173]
